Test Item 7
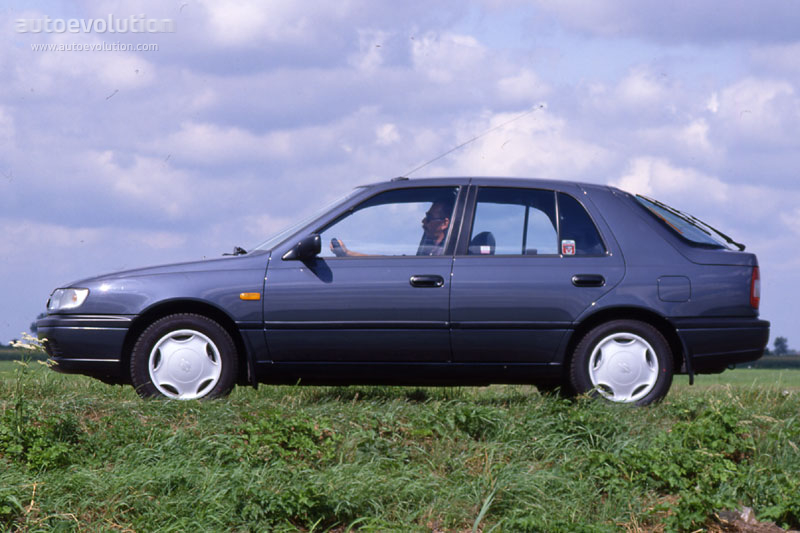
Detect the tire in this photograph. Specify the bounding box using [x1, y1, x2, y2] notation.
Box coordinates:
[130, 314, 238, 399]
[569, 320, 673, 405]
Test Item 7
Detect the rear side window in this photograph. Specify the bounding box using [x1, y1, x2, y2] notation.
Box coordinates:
[467, 188, 606, 256]
[558, 193, 606, 255]
[636, 195, 740, 250]
[468, 188, 556, 255]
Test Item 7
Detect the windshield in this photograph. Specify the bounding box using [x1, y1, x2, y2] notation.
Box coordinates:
[251, 188, 364, 251]
[635, 195, 743, 251]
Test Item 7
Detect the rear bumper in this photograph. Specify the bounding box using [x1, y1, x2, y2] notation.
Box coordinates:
[672, 317, 770, 373]
[37, 314, 133, 381]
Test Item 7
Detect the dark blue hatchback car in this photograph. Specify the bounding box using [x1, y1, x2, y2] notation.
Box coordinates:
[38, 177, 769, 404]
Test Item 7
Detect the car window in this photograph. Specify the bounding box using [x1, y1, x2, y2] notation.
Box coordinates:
[558, 193, 606, 256]
[468, 188, 558, 255]
[635, 195, 737, 250]
[318, 187, 459, 257]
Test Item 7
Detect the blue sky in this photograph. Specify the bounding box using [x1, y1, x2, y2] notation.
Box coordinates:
[1, 1, 798, 346]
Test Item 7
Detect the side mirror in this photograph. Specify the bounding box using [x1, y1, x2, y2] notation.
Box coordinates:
[282, 234, 321, 261]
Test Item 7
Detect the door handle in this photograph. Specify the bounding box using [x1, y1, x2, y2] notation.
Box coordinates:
[572, 274, 605, 288]
[410, 275, 445, 288]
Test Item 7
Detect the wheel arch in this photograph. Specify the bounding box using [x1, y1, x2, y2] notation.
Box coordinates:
[122, 299, 253, 386]
[565, 307, 685, 375]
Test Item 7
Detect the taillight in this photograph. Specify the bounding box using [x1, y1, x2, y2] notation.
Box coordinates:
[750, 266, 760, 309]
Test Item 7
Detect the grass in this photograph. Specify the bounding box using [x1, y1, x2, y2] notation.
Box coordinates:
[1, 362, 799, 532]
[675, 368, 800, 388]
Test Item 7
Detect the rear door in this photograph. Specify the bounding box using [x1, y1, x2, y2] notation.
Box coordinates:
[450, 185, 624, 362]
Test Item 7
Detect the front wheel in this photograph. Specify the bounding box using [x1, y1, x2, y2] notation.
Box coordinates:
[569, 320, 673, 405]
[130, 314, 238, 400]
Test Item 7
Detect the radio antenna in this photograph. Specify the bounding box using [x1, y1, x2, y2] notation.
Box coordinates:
[404, 103, 545, 177]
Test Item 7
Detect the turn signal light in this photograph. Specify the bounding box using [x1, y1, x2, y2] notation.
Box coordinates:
[239, 292, 261, 301]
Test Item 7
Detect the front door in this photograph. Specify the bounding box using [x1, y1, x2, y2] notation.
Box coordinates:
[264, 186, 462, 362]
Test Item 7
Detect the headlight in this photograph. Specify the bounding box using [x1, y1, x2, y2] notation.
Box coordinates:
[47, 288, 89, 311]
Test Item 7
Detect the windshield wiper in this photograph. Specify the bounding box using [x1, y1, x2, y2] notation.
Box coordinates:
[680, 211, 745, 251]
[223, 246, 248, 256]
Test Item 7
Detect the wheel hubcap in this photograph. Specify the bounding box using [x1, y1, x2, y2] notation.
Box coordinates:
[588, 332, 659, 403]
[148, 329, 222, 399]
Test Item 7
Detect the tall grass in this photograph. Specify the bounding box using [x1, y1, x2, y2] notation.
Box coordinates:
[1, 365, 799, 531]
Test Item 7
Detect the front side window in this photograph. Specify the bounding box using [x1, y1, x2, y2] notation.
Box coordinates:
[318, 187, 459, 257]
[466, 188, 606, 256]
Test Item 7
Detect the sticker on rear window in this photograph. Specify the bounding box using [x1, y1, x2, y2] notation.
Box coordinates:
[561, 240, 576, 256]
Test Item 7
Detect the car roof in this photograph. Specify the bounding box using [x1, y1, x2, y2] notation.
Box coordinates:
[361, 176, 615, 194]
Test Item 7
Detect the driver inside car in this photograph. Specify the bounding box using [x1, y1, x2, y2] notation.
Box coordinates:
[330, 197, 454, 257]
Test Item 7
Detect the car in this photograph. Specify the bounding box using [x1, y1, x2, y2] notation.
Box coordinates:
[37, 177, 769, 404]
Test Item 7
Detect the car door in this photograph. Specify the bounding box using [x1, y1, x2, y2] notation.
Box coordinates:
[263, 185, 463, 362]
[450, 185, 624, 362]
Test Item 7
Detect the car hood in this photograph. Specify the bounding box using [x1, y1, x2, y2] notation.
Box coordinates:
[67, 250, 270, 286]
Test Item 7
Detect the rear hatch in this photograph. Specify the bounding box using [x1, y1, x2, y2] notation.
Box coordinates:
[635, 195, 761, 312]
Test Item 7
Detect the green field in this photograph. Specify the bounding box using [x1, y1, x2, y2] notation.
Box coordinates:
[1, 361, 799, 532]
[675, 368, 800, 388]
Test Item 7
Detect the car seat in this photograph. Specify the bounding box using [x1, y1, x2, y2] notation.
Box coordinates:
[468, 231, 496, 255]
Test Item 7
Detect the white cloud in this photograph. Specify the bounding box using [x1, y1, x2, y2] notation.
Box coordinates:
[438, 108, 610, 179]
[635, 119, 716, 160]
[679, 119, 713, 154]
[611, 156, 729, 202]
[611, 157, 800, 228]
[0, 218, 104, 255]
[713, 78, 800, 145]
[616, 68, 670, 108]
[0, 107, 15, 147]
[349, 29, 390, 72]
[780, 208, 800, 236]
[33, 34, 156, 90]
[496, 69, 550, 102]
[197, 1, 308, 47]
[193, 0, 361, 49]
[152, 122, 283, 164]
[706, 92, 719, 113]
[88, 151, 196, 218]
[412, 32, 487, 83]
[375, 123, 400, 146]
[750, 42, 800, 74]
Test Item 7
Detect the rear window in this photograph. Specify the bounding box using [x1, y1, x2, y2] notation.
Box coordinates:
[635, 195, 742, 250]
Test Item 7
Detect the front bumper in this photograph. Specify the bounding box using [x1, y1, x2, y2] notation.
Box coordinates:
[37, 314, 133, 381]
[672, 317, 770, 373]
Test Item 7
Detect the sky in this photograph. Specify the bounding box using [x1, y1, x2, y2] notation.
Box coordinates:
[1, 1, 799, 346]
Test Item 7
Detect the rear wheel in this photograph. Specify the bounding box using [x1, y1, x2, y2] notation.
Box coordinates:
[570, 320, 673, 405]
[130, 314, 238, 399]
